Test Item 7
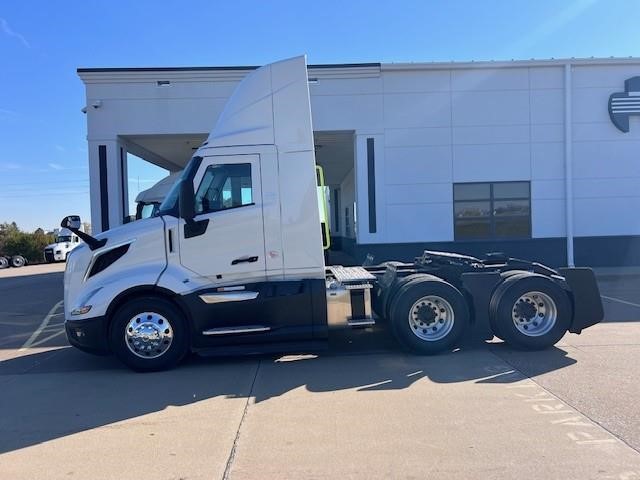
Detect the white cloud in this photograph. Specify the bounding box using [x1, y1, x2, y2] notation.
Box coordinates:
[0, 18, 30, 48]
[55, 145, 66, 152]
[48, 163, 64, 170]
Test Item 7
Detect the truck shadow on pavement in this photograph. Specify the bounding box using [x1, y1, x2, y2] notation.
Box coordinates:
[0, 339, 576, 455]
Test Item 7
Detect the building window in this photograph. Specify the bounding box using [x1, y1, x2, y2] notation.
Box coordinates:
[453, 181, 531, 240]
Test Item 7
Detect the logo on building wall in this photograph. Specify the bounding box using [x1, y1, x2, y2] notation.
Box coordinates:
[609, 76, 640, 132]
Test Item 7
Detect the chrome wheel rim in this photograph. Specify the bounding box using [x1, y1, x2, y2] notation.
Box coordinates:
[125, 312, 173, 359]
[408, 295, 455, 342]
[512, 291, 557, 337]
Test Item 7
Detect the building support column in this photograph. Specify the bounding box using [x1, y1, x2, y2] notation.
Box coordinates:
[564, 64, 575, 267]
[88, 138, 128, 234]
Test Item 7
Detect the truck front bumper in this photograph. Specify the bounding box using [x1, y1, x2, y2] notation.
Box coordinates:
[65, 316, 110, 355]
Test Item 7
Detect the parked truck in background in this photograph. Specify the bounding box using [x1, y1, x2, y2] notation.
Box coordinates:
[0, 253, 27, 269]
[134, 172, 181, 221]
[60, 56, 604, 371]
[43, 227, 82, 263]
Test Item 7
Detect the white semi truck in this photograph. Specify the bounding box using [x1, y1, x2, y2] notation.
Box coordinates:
[44, 228, 82, 263]
[61, 56, 603, 371]
[134, 172, 182, 220]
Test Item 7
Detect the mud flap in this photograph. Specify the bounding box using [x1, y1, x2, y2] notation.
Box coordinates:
[557, 267, 604, 333]
[461, 271, 502, 340]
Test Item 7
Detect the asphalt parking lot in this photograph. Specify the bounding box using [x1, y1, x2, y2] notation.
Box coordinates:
[1, 264, 639, 479]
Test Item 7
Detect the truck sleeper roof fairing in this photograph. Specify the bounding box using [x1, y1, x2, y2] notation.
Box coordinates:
[198, 55, 326, 278]
[206, 55, 315, 155]
[135, 172, 182, 204]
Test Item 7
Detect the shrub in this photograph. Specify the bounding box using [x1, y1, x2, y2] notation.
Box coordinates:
[0, 223, 56, 263]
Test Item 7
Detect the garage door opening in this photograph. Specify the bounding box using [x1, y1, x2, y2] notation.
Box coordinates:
[314, 131, 357, 265]
[121, 134, 207, 221]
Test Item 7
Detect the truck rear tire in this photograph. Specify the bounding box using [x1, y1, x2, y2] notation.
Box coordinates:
[489, 274, 571, 350]
[490, 271, 532, 340]
[389, 277, 469, 355]
[10, 255, 26, 268]
[0, 256, 8, 269]
[381, 273, 430, 321]
[109, 296, 189, 372]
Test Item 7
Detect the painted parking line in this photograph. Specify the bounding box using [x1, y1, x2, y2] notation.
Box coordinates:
[19, 300, 64, 351]
[601, 295, 640, 309]
[27, 329, 66, 348]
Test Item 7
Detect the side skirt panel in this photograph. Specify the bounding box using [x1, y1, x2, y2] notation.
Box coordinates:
[178, 279, 328, 349]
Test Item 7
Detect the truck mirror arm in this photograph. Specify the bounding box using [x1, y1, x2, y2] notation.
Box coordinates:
[178, 158, 210, 239]
[73, 229, 106, 251]
[60, 215, 106, 251]
[179, 179, 196, 222]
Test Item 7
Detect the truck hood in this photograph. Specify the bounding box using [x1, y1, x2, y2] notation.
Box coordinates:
[64, 216, 167, 319]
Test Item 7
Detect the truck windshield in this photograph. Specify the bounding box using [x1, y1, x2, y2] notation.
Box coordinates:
[157, 175, 183, 216]
[57, 235, 72, 243]
[158, 155, 202, 217]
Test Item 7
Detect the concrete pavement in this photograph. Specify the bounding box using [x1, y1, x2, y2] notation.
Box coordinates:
[229, 348, 640, 480]
[0, 262, 65, 279]
[0, 268, 639, 479]
[0, 265, 65, 351]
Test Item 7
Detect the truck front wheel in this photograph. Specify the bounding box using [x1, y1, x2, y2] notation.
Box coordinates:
[0, 256, 8, 269]
[490, 275, 571, 350]
[389, 278, 469, 355]
[109, 296, 189, 372]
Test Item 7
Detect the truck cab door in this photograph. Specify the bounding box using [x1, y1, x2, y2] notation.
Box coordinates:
[176, 153, 318, 347]
[178, 154, 266, 284]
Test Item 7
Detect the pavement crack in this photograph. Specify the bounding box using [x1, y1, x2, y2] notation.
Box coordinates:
[488, 347, 640, 456]
[221, 359, 261, 480]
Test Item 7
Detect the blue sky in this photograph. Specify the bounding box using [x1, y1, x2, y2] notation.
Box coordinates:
[1, 0, 639, 231]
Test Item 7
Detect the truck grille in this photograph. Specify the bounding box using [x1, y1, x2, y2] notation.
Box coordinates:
[44, 249, 54, 262]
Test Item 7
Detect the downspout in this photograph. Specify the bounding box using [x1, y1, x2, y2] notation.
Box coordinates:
[564, 63, 575, 267]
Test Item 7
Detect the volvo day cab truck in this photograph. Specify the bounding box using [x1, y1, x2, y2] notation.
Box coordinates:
[61, 56, 604, 371]
[44, 228, 82, 263]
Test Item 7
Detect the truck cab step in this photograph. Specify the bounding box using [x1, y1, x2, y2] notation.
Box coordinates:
[347, 318, 376, 328]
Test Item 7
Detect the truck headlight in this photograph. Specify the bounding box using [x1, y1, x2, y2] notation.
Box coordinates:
[71, 305, 92, 315]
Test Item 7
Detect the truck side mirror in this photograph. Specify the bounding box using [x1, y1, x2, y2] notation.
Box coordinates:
[179, 178, 195, 222]
[61, 215, 82, 230]
[60, 214, 106, 251]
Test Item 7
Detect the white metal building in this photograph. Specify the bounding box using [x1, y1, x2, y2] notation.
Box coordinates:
[78, 57, 640, 267]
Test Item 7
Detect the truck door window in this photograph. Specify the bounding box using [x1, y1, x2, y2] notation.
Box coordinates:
[195, 163, 253, 214]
